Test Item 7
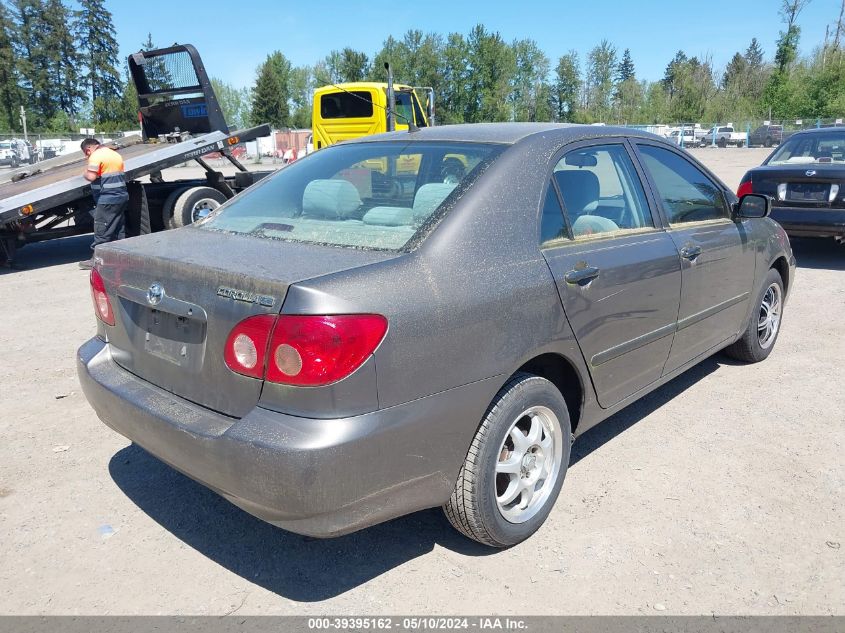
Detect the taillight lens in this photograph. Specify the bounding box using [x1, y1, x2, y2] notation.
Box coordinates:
[224, 314, 387, 385]
[267, 315, 388, 386]
[90, 269, 115, 326]
[224, 315, 276, 378]
[737, 173, 753, 198]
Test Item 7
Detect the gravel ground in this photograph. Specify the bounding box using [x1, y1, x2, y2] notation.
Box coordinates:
[0, 147, 842, 615]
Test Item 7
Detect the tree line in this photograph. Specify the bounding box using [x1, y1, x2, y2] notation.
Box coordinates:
[1, 0, 843, 135]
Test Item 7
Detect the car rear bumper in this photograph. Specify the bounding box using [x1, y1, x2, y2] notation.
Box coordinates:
[770, 207, 845, 238]
[78, 337, 496, 537]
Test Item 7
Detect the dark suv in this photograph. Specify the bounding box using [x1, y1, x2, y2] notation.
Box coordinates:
[750, 125, 784, 148]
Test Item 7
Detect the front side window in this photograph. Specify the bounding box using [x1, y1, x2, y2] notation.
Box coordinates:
[200, 141, 502, 251]
[637, 145, 729, 224]
[552, 144, 653, 238]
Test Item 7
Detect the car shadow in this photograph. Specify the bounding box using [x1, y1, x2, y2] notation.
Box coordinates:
[791, 237, 845, 271]
[108, 355, 727, 601]
[108, 445, 493, 602]
[0, 234, 91, 273]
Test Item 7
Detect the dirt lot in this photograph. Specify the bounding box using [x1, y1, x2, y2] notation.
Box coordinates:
[0, 148, 843, 615]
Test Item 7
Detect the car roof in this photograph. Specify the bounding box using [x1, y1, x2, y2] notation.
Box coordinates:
[788, 127, 845, 137]
[351, 122, 665, 145]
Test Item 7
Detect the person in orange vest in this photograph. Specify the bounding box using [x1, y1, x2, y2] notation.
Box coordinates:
[78, 138, 129, 270]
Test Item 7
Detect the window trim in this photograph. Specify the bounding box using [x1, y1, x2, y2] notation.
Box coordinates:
[539, 138, 664, 246]
[629, 140, 736, 228]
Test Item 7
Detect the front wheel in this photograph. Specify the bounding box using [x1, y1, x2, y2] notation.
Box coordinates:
[443, 373, 571, 547]
[724, 268, 784, 363]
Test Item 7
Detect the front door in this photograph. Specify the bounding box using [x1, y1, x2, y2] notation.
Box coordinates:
[540, 142, 682, 408]
[633, 143, 756, 373]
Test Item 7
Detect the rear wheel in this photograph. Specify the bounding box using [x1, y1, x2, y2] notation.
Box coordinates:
[764, 137, 773, 148]
[443, 373, 571, 547]
[167, 186, 227, 229]
[737, 140, 745, 148]
[724, 268, 784, 363]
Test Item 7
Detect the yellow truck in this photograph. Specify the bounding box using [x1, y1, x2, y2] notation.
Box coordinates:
[311, 67, 433, 150]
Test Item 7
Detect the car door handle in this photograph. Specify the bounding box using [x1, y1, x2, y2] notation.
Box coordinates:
[679, 245, 702, 260]
[564, 266, 600, 285]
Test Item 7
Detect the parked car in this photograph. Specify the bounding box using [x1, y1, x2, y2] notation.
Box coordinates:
[749, 125, 785, 148]
[738, 127, 845, 244]
[78, 123, 795, 547]
[666, 128, 698, 147]
[700, 126, 748, 148]
[0, 141, 16, 167]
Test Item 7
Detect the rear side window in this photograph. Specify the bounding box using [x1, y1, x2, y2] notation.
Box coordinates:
[200, 141, 502, 251]
[551, 144, 653, 238]
[638, 145, 729, 224]
[320, 91, 374, 118]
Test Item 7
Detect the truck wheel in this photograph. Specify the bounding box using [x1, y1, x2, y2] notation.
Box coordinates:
[167, 187, 227, 229]
[737, 141, 745, 148]
[443, 372, 571, 547]
[764, 137, 773, 148]
[717, 137, 727, 148]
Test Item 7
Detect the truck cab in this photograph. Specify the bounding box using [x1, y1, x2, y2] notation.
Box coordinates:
[312, 83, 431, 150]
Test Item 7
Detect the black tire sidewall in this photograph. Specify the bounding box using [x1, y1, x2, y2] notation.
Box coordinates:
[474, 377, 571, 547]
[746, 268, 784, 361]
[170, 187, 227, 229]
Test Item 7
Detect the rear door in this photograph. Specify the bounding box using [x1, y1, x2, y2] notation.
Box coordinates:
[540, 140, 682, 408]
[632, 142, 756, 374]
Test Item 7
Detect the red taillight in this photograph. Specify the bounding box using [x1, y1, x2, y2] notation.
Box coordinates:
[737, 173, 753, 198]
[90, 269, 114, 326]
[224, 314, 388, 385]
[267, 315, 388, 386]
[223, 315, 276, 378]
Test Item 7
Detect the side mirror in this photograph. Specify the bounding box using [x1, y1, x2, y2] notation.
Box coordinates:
[734, 193, 771, 218]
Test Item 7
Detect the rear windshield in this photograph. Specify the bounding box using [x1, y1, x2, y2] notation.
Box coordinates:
[199, 141, 503, 251]
[768, 133, 845, 165]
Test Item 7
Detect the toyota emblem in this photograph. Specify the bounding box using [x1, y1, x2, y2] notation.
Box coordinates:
[805, 169, 817, 177]
[147, 282, 164, 306]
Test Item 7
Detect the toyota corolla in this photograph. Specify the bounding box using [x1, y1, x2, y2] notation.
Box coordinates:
[78, 123, 795, 547]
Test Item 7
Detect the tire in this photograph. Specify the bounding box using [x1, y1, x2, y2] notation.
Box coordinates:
[737, 141, 745, 148]
[764, 137, 773, 148]
[167, 186, 227, 229]
[724, 268, 784, 363]
[443, 372, 572, 548]
[717, 137, 727, 148]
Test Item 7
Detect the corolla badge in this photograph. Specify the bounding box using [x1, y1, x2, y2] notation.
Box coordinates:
[147, 282, 165, 306]
[806, 170, 817, 177]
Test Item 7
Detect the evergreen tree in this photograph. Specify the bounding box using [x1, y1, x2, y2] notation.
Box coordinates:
[0, 1, 23, 132]
[745, 38, 765, 67]
[10, 0, 52, 128]
[440, 32, 470, 123]
[617, 48, 635, 83]
[43, 0, 85, 118]
[465, 24, 515, 123]
[75, 0, 123, 104]
[251, 51, 291, 128]
[551, 51, 581, 122]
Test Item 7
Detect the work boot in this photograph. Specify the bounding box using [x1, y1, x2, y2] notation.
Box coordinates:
[78, 258, 95, 270]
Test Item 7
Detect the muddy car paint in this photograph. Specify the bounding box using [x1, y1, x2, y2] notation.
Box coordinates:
[78, 123, 796, 543]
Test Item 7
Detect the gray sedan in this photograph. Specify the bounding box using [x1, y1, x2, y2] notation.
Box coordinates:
[78, 123, 795, 547]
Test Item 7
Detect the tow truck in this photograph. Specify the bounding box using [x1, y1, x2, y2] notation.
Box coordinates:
[0, 44, 273, 266]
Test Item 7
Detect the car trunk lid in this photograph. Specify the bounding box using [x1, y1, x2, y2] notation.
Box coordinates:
[752, 164, 845, 208]
[96, 227, 398, 417]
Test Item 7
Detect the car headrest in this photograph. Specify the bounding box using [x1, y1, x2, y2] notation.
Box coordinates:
[554, 170, 600, 215]
[302, 179, 362, 219]
[412, 183, 458, 221]
[362, 206, 414, 226]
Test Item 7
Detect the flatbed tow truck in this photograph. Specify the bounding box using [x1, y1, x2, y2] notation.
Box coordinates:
[0, 44, 273, 266]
